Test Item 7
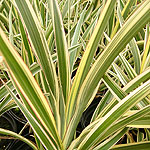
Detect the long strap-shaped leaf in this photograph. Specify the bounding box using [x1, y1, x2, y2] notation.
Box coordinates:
[63, 0, 150, 148]
[102, 74, 126, 101]
[117, 4, 141, 75]
[96, 67, 150, 120]
[66, 0, 116, 125]
[68, 105, 150, 150]
[0, 28, 62, 149]
[0, 44, 80, 101]
[78, 79, 150, 149]
[69, 7, 86, 72]
[0, 128, 38, 150]
[127, 116, 150, 128]
[111, 141, 150, 150]
[47, 0, 70, 103]
[93, 128, 128, 150]
[97, 107, 150, 145]
[0, 102, 16, 116]
[76, 0, 150, 127]
[13, 0, 59, 101]
[18, 16, 34, 65]
[140, 29, 150, 73]
[110, 0, 135, 38]
[3, 82, 57, 150]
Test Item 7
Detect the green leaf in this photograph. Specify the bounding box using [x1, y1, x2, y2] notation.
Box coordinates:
[0, 80, 14, 100]
[48, 0, 70, 103]
[0, 28, 62, 149]
[69, 105, 150, 150]
[127, 116, 150, 128]
[0, 42, 80, 102]
[113, 63, 129, 86]
[124, 67, 150, 93]
[96, 107, 150, 145]
[140, 26, 150, 73]
[78, 80, 150, 149]
[64, 1, 150, 148]
[111, 141, 150, 150]
[0, 13, 9, 29]
[0, 128, 38, 150]
[103, 74, 126, 100]
[119, 54, 137, 79]
[69, 7, 86, 72]
[9, 5, 13, 44]
[14, 0, 59, 101]
[117, 3, 141, 75]
[0, 100, 17, 116]
[66, 0, 116, 128]
[0, 63, 41, 102]
[5, 84, 58, 150]
[64, 0, 150, 146]
[128, 39, 141, 75]
[97, 67, 150, 119]
[0, 89, 16, 111]
[18, 16, 34, 65]
[110, 0, 136, 38]
[93, 128, 128, 150]
[91, 91, 113, 122]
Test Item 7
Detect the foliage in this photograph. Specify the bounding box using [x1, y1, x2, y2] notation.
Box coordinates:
[0, 0, 150, 149]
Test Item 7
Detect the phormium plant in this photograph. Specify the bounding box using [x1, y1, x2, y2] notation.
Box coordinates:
[0, 0, 150, 149]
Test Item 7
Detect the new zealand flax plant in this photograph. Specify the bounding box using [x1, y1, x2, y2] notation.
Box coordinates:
[0, 0, 150, 149]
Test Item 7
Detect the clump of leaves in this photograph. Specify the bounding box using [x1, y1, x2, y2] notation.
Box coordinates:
[0, 0, 150, 149]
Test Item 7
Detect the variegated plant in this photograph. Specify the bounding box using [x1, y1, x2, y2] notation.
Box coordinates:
[0, 0, 150, 149]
